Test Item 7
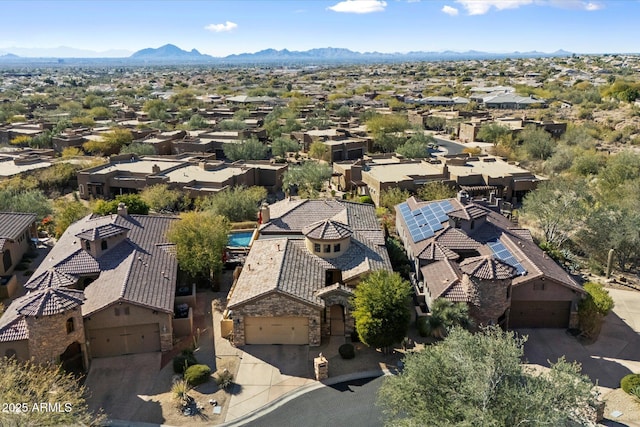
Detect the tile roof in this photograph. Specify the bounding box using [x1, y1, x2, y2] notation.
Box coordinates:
[433, 228, 482, 251]
[421, 259, 465, 301]
[16, 287, 85, 317]
[24, 269, 78, 290]
[75, 223, 130, 241]
[0, 212, 36, 240]
[0, 302, 28, 342]
[302, 219, 353, 240]
[459, 256, 518, 280]
[416, 241, 460, 261]
[0, 238, 7, 252]
[24, 213, 179, 316]
[447, 204, 488, 221]
[229, 199, 390, 309]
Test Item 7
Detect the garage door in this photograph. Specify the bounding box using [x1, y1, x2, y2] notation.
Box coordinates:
[509, 301, 571, 328]
[89, 324, 161, 358]
[244, 317, 309, 345]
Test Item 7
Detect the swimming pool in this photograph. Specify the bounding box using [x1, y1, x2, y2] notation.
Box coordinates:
[228, 230, 254, 247]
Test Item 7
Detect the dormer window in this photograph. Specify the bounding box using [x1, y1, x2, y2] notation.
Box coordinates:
[101, 240, 108, 250]
[85, 241, 91, 251]
[324, 244, 331, 253]
[314, 243, 321, 253]
[333, 243, 341, 253]
[66, 318, 74, 334]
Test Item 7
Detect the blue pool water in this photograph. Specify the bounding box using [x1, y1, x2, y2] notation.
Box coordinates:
[228, 231, 253, 247]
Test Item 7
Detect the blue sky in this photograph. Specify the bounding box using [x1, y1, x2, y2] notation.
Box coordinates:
[0, 1, 638, 57]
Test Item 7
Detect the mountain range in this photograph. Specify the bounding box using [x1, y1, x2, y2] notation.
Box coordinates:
[0, 44, 574, 65]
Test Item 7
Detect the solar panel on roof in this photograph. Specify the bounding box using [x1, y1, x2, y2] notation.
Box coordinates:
[399, 200, 457, 243]
[488, 240, 527, 276]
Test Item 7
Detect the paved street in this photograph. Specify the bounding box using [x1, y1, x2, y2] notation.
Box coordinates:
[244, 376, 385, 427]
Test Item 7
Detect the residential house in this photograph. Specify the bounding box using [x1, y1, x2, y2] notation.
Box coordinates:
[76, 154, 287, 200]
[226, 199, 392, 346]
[395, 194, 585, 329]
[0, 212, 37, 277]
[0, 205, 182, 368]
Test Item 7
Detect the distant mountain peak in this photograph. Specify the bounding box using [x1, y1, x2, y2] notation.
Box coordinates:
[130, 44, 210, 60]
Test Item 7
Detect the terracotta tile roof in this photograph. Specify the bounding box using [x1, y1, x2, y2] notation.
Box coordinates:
[459, 255, 518, 280]
[16, 287, 85, 317]
[0, 303, 28, 342]
[434, 228, 482, 251]
[24, 268, 78, 290]
[421, 259, 465, 301]
[0, 212, 36, 240]
[447, 204, 487, 221]
[54, 250, 101, 276]
[302, 219, 353, 240]
[0, 238, 7, 252]
[417, 241, 460, 261]
[315, 283, 354, 298]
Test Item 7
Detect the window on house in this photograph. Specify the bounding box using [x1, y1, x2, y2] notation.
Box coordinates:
[79, 184, 84, 195]
[114, 307, 120, 316]
[66, 318, 74, 334]
[333, 243, 341, 252]
[124, 307, 130, 315]
[470, 220, 475, 230]
[324, 244, 331, 253]
[85, 241, 91, 251]
[101, 240, 108, 250]
[506, 286, 511, 300]
[314, 243, 321, 253]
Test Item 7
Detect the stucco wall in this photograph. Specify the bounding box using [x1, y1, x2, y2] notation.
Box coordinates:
[511, 278, 581, 302]
[84, 302, 172, 334]
[0, 339, 29, 360]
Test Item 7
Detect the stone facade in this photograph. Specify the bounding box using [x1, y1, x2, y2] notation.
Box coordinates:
[321, 293, 354, 337]
[232, 292, 321, 346]
[465, 274, 512, 326]
[25, 308, 85, 364]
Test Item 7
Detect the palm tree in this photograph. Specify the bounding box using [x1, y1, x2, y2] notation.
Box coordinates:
[418, 298, 473, 339]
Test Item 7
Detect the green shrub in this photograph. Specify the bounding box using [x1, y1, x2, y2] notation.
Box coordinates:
[338, 343, 355, 359]
[173, 351, 197, 374]
[215, 368, 234, 390]
[358, 195, 374, 205]
[184, 364, 211, 386]
[621, 374, 640, 394]
[417, 316, 432, 337]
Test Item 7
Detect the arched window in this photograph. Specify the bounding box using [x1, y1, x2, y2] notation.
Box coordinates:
[66, 317, 74, 334]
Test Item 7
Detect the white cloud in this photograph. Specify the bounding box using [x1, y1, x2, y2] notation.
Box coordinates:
[204, 21, 238, 33]
[584, 2, 603, 11]
[455, 0, 603, 15]
[442, 5, 459, 15]
[328, 0, 387, 14]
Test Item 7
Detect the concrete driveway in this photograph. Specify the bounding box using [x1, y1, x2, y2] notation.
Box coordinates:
[85, 353, 162, 421]
[522, 288, 640, 390]
[224, 345, 315, 422]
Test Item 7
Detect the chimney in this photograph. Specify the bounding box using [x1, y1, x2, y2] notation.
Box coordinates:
[152, 164, 160, 174]
[260, 202, 270, 224]
[117, 202, 128, 216]
[457, 190, 469, 205]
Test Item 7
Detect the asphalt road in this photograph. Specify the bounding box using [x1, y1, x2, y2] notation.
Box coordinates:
[432, 136, 466, 155]
[246, 376, 386, 427]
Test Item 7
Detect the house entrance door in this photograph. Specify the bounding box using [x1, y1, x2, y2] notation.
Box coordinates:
[330, 305, 345, 336]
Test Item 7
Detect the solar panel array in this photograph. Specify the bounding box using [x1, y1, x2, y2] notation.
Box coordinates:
[399, 200, 455, 243]
[487, 240, 527, 276]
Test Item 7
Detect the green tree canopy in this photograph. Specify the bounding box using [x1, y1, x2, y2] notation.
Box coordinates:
[308, 141, 330, 162]
[282, 161, 332, 198]
[378, 327, 598, 427]
[519, 125, 555, 160]
[140, 184, 184, 213]
[92, 194, 150, 216]
[416, 181, 457, 202]
[195, 186, 266, 222]
[418, 298, 473, 339]
[53, 196, 90, 238]
[223, 138, 269, 162]
[0, 189, 52, 221]
[366, 113, 411, 153]
[120, 142, 156, 156]
[0, 358, 105, 426]
[352, 270, 412, 352]
[521, 176, 591, 248]
[83, 128, 133, 156]
[166, 211, 230, 282]
[477, 122, 511, 144]
[271, 136, 299, 158]
[379, 187, 411, 211]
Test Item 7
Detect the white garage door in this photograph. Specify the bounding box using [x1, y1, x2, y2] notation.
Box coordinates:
[244, 317, 309, 345]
